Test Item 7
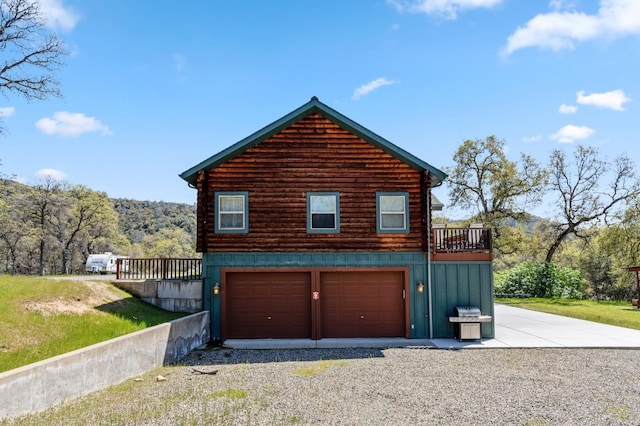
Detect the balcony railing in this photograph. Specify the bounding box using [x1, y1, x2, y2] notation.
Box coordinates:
[432, 226, 492, 261]
[117, 258, 202, 280]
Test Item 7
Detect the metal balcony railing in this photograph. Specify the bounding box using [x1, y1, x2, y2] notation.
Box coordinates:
[116, 258, 202, 280]
[432, 226, 492, 254]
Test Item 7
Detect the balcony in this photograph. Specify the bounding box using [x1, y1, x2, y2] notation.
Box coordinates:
[431, 225, 492, 261]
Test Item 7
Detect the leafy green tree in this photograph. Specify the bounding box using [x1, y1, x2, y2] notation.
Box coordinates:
[446, 135, 547, 254]
[588, 206, 640, 300]
[579, 244, 615, 300]
[50, 185, 120, 273]
[140, 227, 195, 258]
[546, 145, 640, 264]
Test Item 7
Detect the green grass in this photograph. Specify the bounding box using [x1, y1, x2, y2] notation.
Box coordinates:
[0, 275, 185, 373]
[496, 297, 640, 330]
[293, 360, 349, 376]
[209, 389, 248, 399]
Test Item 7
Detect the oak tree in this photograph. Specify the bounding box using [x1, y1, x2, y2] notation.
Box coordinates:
[546, 145, 640, 264]
[446, 135, 547, 253]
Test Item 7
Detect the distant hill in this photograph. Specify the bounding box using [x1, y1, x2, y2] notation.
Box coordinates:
[111, 199, 196, 243]
[0, 179, 196, 244]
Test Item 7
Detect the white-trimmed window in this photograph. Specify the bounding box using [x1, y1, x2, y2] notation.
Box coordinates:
[216, 192, 248, 233]
[307, 192, 340, 233]
[377, 192, 409, 233]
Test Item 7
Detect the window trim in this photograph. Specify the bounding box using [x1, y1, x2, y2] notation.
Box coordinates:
[376, 192, 409, 234]
[215, 191, 249, 234]
[307, 192, 340, 234]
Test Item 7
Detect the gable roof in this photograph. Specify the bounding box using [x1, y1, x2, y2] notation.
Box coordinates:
[179, 96, 447, 187]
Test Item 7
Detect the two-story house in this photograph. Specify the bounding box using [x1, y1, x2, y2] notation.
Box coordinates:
[180, 97, 494, 342]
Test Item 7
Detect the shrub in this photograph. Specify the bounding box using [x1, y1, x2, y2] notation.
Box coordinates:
[495, 261, 584, 299]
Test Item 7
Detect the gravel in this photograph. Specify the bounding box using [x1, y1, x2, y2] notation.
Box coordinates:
[5, 347, 640, 425]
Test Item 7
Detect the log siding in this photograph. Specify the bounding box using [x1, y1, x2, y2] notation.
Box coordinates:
[198, 113, 429, 253]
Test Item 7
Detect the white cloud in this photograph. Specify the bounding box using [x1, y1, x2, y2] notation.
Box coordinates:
[503, 0, 640, 55]
[559, 104, 578, 114]
[35, 111, 111, 137]
[550, 124, 595, 143]
[352, 78, 396, 100]
[576, 89, 631, 111]
[0, 107, 15, 117]
[35, 168, 66, 181]
[38, 0, 80, 32]
[387, 0, 504, 20]
[523, 134, 543, 143]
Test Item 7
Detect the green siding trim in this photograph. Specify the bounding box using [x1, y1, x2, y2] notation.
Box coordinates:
[203, 252, 429, 340]
[431, 261, 495, 339]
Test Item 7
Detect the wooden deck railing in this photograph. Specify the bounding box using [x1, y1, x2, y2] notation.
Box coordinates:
[433, 226, 492, 256]
[116, 258, 202, 280]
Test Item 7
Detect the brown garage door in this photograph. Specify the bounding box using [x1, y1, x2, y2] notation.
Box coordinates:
[225, 271, 311, 339]
[321, 271, 405, 338]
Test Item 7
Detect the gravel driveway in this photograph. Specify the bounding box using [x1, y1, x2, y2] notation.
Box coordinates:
[4, 347, 639, 425]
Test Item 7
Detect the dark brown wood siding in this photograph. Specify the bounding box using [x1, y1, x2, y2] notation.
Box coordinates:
[199, 113, 427, 252]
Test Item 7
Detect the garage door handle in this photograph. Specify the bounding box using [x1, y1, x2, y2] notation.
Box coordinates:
[267, 316, 272, 320]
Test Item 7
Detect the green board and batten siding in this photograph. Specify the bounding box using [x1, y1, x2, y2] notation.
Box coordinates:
[202, 252, 493, 340]
[432, 261, 495, 338]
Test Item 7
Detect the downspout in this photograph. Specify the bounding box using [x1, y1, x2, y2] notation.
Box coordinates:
[426, 176, 444, 340]
[426, 186, 433, 339]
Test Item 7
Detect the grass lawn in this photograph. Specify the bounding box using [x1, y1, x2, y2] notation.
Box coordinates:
[496, 297, 640, 331]
[0, 275, 186, 373]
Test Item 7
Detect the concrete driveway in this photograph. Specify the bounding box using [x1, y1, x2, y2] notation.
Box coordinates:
[430, 303, 640, 349]
[226, 303, 640, 349]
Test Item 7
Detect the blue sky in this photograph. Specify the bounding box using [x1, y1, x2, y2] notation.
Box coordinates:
[1, 0, 638, 217]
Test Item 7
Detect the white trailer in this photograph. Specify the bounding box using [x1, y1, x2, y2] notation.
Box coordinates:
[85, 252, 128, 274]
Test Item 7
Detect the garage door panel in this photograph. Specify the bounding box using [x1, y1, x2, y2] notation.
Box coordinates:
[226, 272, 311, 339]
[321, 271, 405, 338]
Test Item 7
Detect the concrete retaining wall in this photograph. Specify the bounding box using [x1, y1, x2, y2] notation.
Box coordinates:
[0, 311, 210, 419]
[115, 279, 203, 313]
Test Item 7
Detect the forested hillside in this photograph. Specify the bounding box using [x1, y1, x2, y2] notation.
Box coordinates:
[0, 179, 197, 275]
[112, 199, 196, 243]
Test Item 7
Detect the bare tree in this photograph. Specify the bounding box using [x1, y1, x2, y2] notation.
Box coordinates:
[0, 0, 67, 132]
[24, 176, 63, 275]
[546, 145, 640, 264]
[0, 192, 32, 274]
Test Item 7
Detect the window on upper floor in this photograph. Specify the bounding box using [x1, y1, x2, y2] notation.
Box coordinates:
[307, 192, 340, 233]
[215, 192, 248, 233]
[377, 192, 409, 233]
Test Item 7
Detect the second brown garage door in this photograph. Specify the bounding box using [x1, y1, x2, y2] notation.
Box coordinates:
[225, 271, 311, 339]
[321, 270, 405, 338]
